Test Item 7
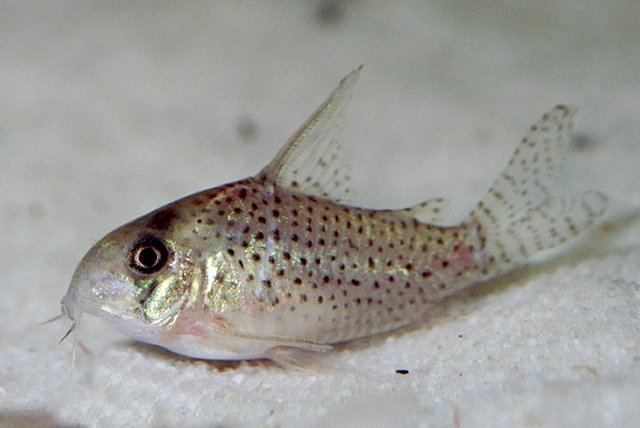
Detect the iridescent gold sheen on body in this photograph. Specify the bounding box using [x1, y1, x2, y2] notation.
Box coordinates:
[203, 251, 245, 314]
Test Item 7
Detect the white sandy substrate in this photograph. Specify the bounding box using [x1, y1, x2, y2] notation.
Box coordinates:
[0, 2, 639, 427]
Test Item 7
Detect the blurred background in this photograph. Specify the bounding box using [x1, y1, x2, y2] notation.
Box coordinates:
[1, 1, 639, 426]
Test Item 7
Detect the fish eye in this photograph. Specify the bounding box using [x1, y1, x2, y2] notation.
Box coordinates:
[129, 236, 169, 274]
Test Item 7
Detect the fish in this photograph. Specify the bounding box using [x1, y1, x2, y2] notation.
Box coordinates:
[60, 66, 607, 366]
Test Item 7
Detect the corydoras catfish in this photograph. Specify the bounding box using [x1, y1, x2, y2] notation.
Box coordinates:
[61, 67, 607, 366]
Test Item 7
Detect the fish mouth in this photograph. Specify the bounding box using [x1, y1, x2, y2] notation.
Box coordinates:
[59, 265, 92, 343]
[58, 283, 83, 343]
[61, 282, 80, 322]
[62, 266, 166, 342]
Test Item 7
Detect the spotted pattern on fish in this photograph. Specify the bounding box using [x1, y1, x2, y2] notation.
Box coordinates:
[159, 175, 486, 343]
[61, 67, 607, 364]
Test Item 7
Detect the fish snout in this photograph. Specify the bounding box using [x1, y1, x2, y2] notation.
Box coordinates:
[61, 244, 132, 321]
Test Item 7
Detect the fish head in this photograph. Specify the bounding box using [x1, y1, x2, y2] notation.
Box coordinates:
[61, 205, 199, 341]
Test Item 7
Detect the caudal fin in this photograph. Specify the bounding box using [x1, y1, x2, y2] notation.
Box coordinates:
[470, 105, 607, 274]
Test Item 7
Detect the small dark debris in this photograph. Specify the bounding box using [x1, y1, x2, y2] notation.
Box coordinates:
[315, 0, 344, 25]
[395, 369, 409, 375]
[571, 133, 598, 151]
[236, 117, 258, 142]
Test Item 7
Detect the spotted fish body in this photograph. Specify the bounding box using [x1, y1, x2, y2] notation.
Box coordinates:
[61, 67, 607, 363]
[150, 178, 483, 346]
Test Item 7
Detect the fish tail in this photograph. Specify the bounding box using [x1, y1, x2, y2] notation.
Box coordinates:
[469, 105, 607, 275]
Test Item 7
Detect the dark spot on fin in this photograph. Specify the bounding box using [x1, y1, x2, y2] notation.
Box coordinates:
[147, 207, 180, 231]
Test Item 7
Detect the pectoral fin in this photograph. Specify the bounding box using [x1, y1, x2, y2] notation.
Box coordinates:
[230, 330, 332, 370]
[230, 330, 333, 353]
[266, 346, 331, 371]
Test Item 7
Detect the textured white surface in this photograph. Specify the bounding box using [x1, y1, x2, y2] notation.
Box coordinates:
[1, 1, 639, 427]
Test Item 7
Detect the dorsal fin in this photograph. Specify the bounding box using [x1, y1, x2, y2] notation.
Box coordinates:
[260, 66, 362, 202]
